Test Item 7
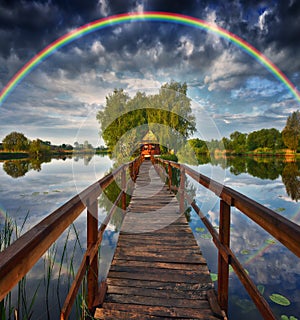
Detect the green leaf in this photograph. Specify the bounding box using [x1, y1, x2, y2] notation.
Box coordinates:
[275, 207, 286, 212]
[195, 227, 205, 232]
[281, 316, 289, 320]
[269, 293, 291, 306]
[210, 273, 218, 282]
[200, 233, 212, 240]
[240, 249, 250, 255]
[257, 285, 265, 295]
[265, 238, 276, 245]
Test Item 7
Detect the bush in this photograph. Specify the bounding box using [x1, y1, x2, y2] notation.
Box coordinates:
[159, 153, 178, 162]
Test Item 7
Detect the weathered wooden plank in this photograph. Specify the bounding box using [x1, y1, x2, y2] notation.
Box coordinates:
[96, 302, 220, 319]
[110, 259, 208, 269]
[106, 278, 213, 291]
[106, 293, 210, 308]
[107, 285, 209, 299]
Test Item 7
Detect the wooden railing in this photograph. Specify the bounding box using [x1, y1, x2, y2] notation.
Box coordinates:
[155, 158, 300, 320]
[0, 156, 143, 320]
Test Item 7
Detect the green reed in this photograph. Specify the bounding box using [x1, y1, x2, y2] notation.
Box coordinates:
[0, 212, 94, 319]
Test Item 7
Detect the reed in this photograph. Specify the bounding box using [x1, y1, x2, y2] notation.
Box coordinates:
[0, 213, 93, 319]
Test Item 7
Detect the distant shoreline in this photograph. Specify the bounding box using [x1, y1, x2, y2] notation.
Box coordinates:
[0, 150, 109, 160]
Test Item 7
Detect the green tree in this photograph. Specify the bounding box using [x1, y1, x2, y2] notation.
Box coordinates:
[29, 139, 50, 157]
[97, 82, 196, 159]
[2, 132, 29, 152]
[282, 110, 300, 152]
[229, 131, 247, 154]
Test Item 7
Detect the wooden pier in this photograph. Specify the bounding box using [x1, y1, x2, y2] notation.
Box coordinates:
[1, 156, 300, 320]
[94, 160, 225, 319]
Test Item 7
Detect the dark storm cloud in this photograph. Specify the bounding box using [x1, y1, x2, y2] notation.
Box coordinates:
[0, 0, 299, 79]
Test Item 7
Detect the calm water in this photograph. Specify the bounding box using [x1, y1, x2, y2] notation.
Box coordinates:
[0, 155, 299, 319]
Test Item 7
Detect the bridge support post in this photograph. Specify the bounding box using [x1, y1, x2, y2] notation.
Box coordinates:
[168, 162, 172, 191]
[179, 168, 186, 214]
[218, 199, 231, 314]
[87, 199, 98, 310]
[121, 167, 127, 211]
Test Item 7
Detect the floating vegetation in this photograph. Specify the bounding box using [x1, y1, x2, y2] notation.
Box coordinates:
[210, 273, 218, 282]
[281, 315, 298, 320]
[240, 249, 250, 255]
[234, 296, 255, 313]
[275, 207, 286, 212]
[269, 293, 291, 306]
[257, 284, 265, 295]
[195, 227, 205, 232]
[31, 192, 40, 196]
[200, 233, 212, 240]
[265, 238, 276, 245]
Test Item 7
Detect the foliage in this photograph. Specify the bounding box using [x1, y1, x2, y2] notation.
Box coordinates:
[2, 132, 29, 152]
[96, 82, 196, 160]
[29, 139, 51, 157]
[247, 128, 284, 151]
[282, 110, 300, 152]
[282, 162, 300, 201]
[159, 153, 178, 162]
[269, 293, 291, 306]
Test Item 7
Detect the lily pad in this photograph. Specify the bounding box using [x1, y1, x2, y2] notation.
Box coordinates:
[210, 273, 218, 282]
[257, 284, 265, 295]
[265, 238, 276, 245]
[269, 293, 290, 306]
[281, 315, 298, 320]
[240, 249, 250, 255]
[275, 207, 286, 212]
[195, 227, 205, 232]
[31, 192, 40, 196]
[200, 233, 212, 240]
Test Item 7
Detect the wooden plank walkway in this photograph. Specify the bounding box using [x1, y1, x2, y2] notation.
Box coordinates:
[94, 160, 225, 319]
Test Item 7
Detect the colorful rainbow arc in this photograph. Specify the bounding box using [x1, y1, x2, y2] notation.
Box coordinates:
[0, 11, 300, 105]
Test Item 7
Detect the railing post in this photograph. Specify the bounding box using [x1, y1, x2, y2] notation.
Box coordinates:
[121, 167, 126, 211]
[87, 199, 98, 310]
[179, 167, 186, 214]
[168, 162, 172, 191]
[218, 199, 231, 313]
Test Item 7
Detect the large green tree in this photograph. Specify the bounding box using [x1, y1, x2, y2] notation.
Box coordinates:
[96, 82, 196, 159]
[282, 110, 300, 152]
[2, 132, 29, 152]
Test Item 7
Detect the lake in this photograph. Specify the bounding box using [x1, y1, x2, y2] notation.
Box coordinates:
[0, 154, 299, 319]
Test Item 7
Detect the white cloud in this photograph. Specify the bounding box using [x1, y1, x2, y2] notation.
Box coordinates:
[204, 50, 249, 91]
[257, 9, 271, 32]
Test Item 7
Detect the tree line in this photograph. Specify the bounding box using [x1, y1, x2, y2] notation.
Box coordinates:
[189, 110, 300, 156]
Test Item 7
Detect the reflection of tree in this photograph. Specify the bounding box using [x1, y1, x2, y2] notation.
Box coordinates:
[3, 156, 51, 178]
[227, 157, 247, 175]
[3, 160, 30, 178]
[282, 162, 300, 201]
[246, 158, 282, 180]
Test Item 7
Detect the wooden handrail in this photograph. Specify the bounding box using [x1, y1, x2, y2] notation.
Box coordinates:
[0, 157, 143, 317]
[156, 158, 300, 320]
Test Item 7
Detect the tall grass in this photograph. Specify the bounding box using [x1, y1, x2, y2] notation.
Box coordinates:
[0, 212, 92, 320]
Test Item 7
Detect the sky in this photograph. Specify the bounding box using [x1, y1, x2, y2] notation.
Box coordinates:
[0, 0, 299, 146]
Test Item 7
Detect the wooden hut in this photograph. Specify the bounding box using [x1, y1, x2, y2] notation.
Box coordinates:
[140, 130, 160, 159]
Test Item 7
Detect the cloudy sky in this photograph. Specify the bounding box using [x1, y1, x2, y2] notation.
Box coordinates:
[0, 0, 299, 146]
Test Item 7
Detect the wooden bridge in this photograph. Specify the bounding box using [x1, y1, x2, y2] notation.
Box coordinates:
[0, 156, 300, 320]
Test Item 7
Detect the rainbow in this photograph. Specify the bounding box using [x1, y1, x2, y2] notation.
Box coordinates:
[0, 12, 300, 105]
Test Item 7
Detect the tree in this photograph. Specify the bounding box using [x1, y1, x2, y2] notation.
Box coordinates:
[229, 131, 247, 154]
[282, 110, 300, 153]
[2, 132, 29, 152]
[28, 139, 50, 157]
[97, 82, 196, 159]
